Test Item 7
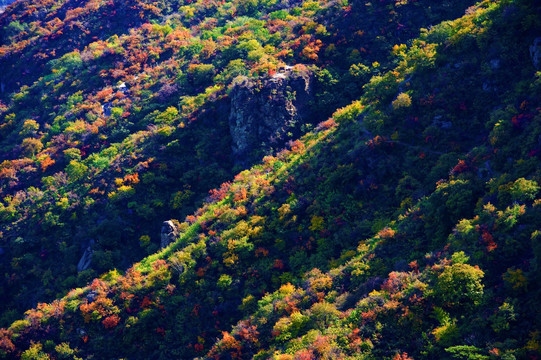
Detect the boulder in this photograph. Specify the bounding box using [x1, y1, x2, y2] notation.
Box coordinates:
[77, 240, 94, 272]
[161, 220, 179, 248]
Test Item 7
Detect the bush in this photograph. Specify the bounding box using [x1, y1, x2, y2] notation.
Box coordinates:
[392, 93, 412, 110]
[434, 261, 484, 310]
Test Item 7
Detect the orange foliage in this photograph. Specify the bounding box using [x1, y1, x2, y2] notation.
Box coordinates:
[96, 88, 114, 101]
[102, 314, 120, 329]
[0, 329, 15, 353]
[301, 40, 323, 61]
[233, 187, 247, 202]
[450, 159, 468, 175]
[481, 230, 497, 252]
[289, 139, 305, 153]
[220, 331, 242, 356]
[152, 258, 167, 270]
[192, 304, 200, 317]
[366, 135, 388, 149]
[273, 259, 285, 270]
[317, 118, 337, 130]
[196, 267, 206, 277]
[236, 321, 259, 344]
[186, 215, 198, 224]
[382, 272, 409, 294]
[409, 260, 419, 273]
[209, 182, 232, 202]
[90, 278, 109, 292]
[40, 156, 55, 172]
[255, 247, 269, 257]
[393, 353, 414, 360]
[312, 335, 332, 356]
[378, 227, 396, 239]
[140, 296, 153, 309]
[294, 349, 315, 360]
[0, 167, 16, 179]
[361, 309, 377, 322]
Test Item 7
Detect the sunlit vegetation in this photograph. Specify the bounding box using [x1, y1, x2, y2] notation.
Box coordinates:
[0, 0, 540, 358]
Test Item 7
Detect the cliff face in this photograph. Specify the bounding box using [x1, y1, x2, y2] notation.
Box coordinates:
[0, 0, 15, 13]
[228, 66, 313, 163]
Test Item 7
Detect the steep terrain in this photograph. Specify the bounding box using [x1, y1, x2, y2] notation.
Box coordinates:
[1, 0, 541, 358]
[0, 0, 479, 327]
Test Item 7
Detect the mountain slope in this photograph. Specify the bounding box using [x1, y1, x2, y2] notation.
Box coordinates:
[1, 0, 540, 358]
[0, 0, 481, 327]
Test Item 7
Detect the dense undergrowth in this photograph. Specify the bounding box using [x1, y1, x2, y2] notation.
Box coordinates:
[0, 0, 478, 325]
[0, 0, 540, 358]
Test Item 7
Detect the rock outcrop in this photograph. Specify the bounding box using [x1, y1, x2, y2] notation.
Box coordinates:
[161, 220, 179, 248]
[531, 37, 541, 70]
[77, 240, 94, 272]
[228, 66, 314, 163]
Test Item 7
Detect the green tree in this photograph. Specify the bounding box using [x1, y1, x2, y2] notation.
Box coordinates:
[21, 138, 43, 156]
[434, 261, 484, 310]
[217, 274, 233, 289]
[445, 345, 488, 360]
[65, 160, 88, 182]
[20, 119, 39, 137]
[392, 92, 412, 110]
[509, 178, 539, 202]
[21, 342, 50, 360]
[188, 63, 215, 87]
[6, 21, 27, 38]
[155, 107, 179, 125]
[490, 301, 516, 333]
[63, 148, 81, 161]
[236, 0, 258, 16]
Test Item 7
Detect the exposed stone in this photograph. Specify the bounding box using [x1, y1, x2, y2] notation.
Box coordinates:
[490, 59, 501, 69]
[432, 115, 452, 129]
[440, 121, 453, 129]
[228, 66, 313, 164]
[77, 240, 94, 272]
[86, 291, 97, 303]
[482, 81, 497, 92]
[170, 258, 185, 274]
[101, 102, 112, 117]
[118, 82, 128, 93]
[161, 220, 179, 248]
[477, 161, 493, 179]
[530, 37, 541, 70]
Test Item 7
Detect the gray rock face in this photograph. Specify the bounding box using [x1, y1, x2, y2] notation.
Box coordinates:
[228, 66, 313, 163]
[161, 220, 179, 248]
[531, 37, 541, 70]
[77, 240, 94, 272]
[102, 102, 112, 117]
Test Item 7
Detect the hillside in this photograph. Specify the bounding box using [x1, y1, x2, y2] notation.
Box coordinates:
[0, 0, 479, 326]
[1, 0, 541, 358]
